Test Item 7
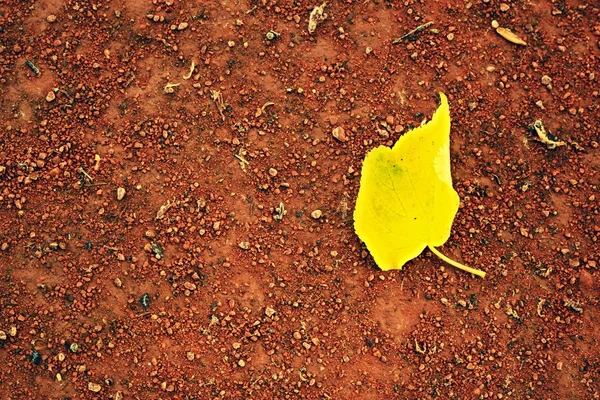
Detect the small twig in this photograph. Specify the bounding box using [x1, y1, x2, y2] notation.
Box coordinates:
[136, 312, 151, 318]
[79, 167, 94, 182]
[118, 205, 129, 219]
[492, 174, 502, 186]
[58, 89, 73, 100]
[249, 375, 263, 388]
[85, 182, 108, 187]
[234, 153, 249, 165]
[393, 21, 433, 44]
[210, 90, 226, 121]
[124, 73, 136, 88]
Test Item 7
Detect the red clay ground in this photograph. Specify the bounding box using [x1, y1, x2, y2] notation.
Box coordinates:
[0, 0, 599, 399]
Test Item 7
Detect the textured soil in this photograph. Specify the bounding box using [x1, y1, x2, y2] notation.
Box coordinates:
[0, 0, 599, 399]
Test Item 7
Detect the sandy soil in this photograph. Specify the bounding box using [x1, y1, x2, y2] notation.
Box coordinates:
[0, 0, 599, 399]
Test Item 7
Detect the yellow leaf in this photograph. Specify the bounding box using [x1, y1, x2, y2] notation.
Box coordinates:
[353, 93, 486, 278]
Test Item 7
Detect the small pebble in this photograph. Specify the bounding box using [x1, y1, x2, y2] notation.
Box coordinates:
[268, 168, 278, 177]
[186, 351, 195, 361]
[491, 20, 499, 29]
[238, 359, 246, 367]
[293, 331, 302, 340]
[0, 331, 6, 340]
[46, 15, 56, 23]
[116, 187, 126, 201]
[556, 361, 563, 370]
[447, 33, 455, 41]
[9, 326, 17, 337]
[541, 75, 552, 86]
[265, 307, 276, 317]
[228, 40, 235, 47]
[500, 3, 510, 11]
[332, 126, 347, 142]
[177, 22, 188, 30]
[232, 342, 241, 349]
[311, 210, 322, 219]
[88, 382, 102, 393]
[46, 91, 56, 102]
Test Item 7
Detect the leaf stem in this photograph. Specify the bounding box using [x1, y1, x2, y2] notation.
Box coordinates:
[427, 245, 486, 278]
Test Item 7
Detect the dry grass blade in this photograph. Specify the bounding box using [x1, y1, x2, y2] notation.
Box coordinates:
[393, 21, 433, 44]
[234, 148, 250, 171]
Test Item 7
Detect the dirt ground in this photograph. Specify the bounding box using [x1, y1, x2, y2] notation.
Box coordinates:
[0, 0, 599, 399]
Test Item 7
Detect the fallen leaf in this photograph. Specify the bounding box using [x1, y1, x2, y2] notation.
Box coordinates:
[353, 93, 485, 278]
[496, 27, 527, 46]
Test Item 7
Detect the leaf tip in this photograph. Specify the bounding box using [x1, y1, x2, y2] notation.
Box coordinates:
[438, 92, 448, 104]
